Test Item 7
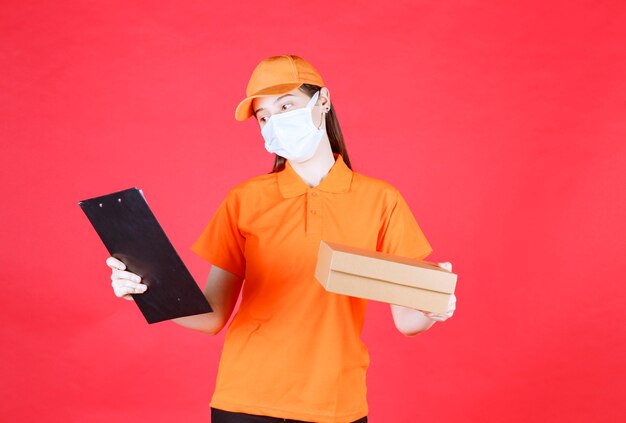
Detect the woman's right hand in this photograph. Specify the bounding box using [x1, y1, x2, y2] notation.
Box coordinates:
[106, 257, 147, 300]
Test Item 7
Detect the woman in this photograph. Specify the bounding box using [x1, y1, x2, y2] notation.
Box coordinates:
[107, 55, 456, 423]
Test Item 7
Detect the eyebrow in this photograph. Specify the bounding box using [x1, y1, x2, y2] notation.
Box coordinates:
[253, 94, 296, 115]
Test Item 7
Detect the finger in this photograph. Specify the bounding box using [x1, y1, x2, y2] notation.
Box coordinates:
[111, 279, 147, 297]
[111, 269, 141, 282]
[106, 257, 126, 271]
[437, 262, 452, 272]
[446, 300, 456, 317]
[112, 269, 141, 282]
[111, 279, 147, 291]
[113, 286, 146, 298]
[449, 294, 457, 309]
[424, 305, 454, 321]
[111, 279, 148, 294]
[123, 295, 135, 301]
[113, 286, 131, 298]
[422, 311, 443, 321]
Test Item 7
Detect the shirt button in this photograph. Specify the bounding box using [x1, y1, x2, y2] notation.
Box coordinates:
[310, 209, 317, 215]
[311, 192, 318, 197]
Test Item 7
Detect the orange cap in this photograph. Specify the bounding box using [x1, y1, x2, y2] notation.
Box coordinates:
[235, 55, 324, 121]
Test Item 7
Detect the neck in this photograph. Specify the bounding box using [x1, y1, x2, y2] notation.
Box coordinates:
[289, 136, 335, 188]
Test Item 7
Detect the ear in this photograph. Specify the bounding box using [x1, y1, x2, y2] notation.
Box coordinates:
[319, 87, 331, 110]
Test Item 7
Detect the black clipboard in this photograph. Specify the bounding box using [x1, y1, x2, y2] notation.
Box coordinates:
[79, 187, 212, 324]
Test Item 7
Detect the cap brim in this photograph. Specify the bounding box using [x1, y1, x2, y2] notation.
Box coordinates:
[234, 83, 303, 121]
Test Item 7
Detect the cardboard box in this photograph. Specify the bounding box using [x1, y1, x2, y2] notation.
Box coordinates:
[315, 241, 457, 314]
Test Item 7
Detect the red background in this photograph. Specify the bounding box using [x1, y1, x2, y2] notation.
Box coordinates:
[1, 1, 625, 421]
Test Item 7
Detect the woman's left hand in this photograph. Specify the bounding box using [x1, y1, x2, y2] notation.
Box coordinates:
[421, 262, 456, 322]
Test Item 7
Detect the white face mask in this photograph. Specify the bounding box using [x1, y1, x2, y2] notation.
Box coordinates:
[261, 91, 325, 163]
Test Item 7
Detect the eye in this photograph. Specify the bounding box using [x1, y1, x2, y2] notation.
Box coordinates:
[280, 103, 293, 111]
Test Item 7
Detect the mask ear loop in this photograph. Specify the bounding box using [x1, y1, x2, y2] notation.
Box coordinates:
[315, 90, 329, 130]
[307, 90, 321, 108]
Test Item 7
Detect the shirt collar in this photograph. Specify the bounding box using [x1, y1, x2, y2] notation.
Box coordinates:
[277, 154, 353, 198]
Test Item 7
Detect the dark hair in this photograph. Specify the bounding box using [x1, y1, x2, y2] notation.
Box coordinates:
[269, 83, 352, 173]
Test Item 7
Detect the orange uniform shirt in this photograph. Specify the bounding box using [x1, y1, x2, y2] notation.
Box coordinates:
[191, 154, 432, 423]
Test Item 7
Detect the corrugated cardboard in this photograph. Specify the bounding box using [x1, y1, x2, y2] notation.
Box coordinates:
[315, 241, 457, 313]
